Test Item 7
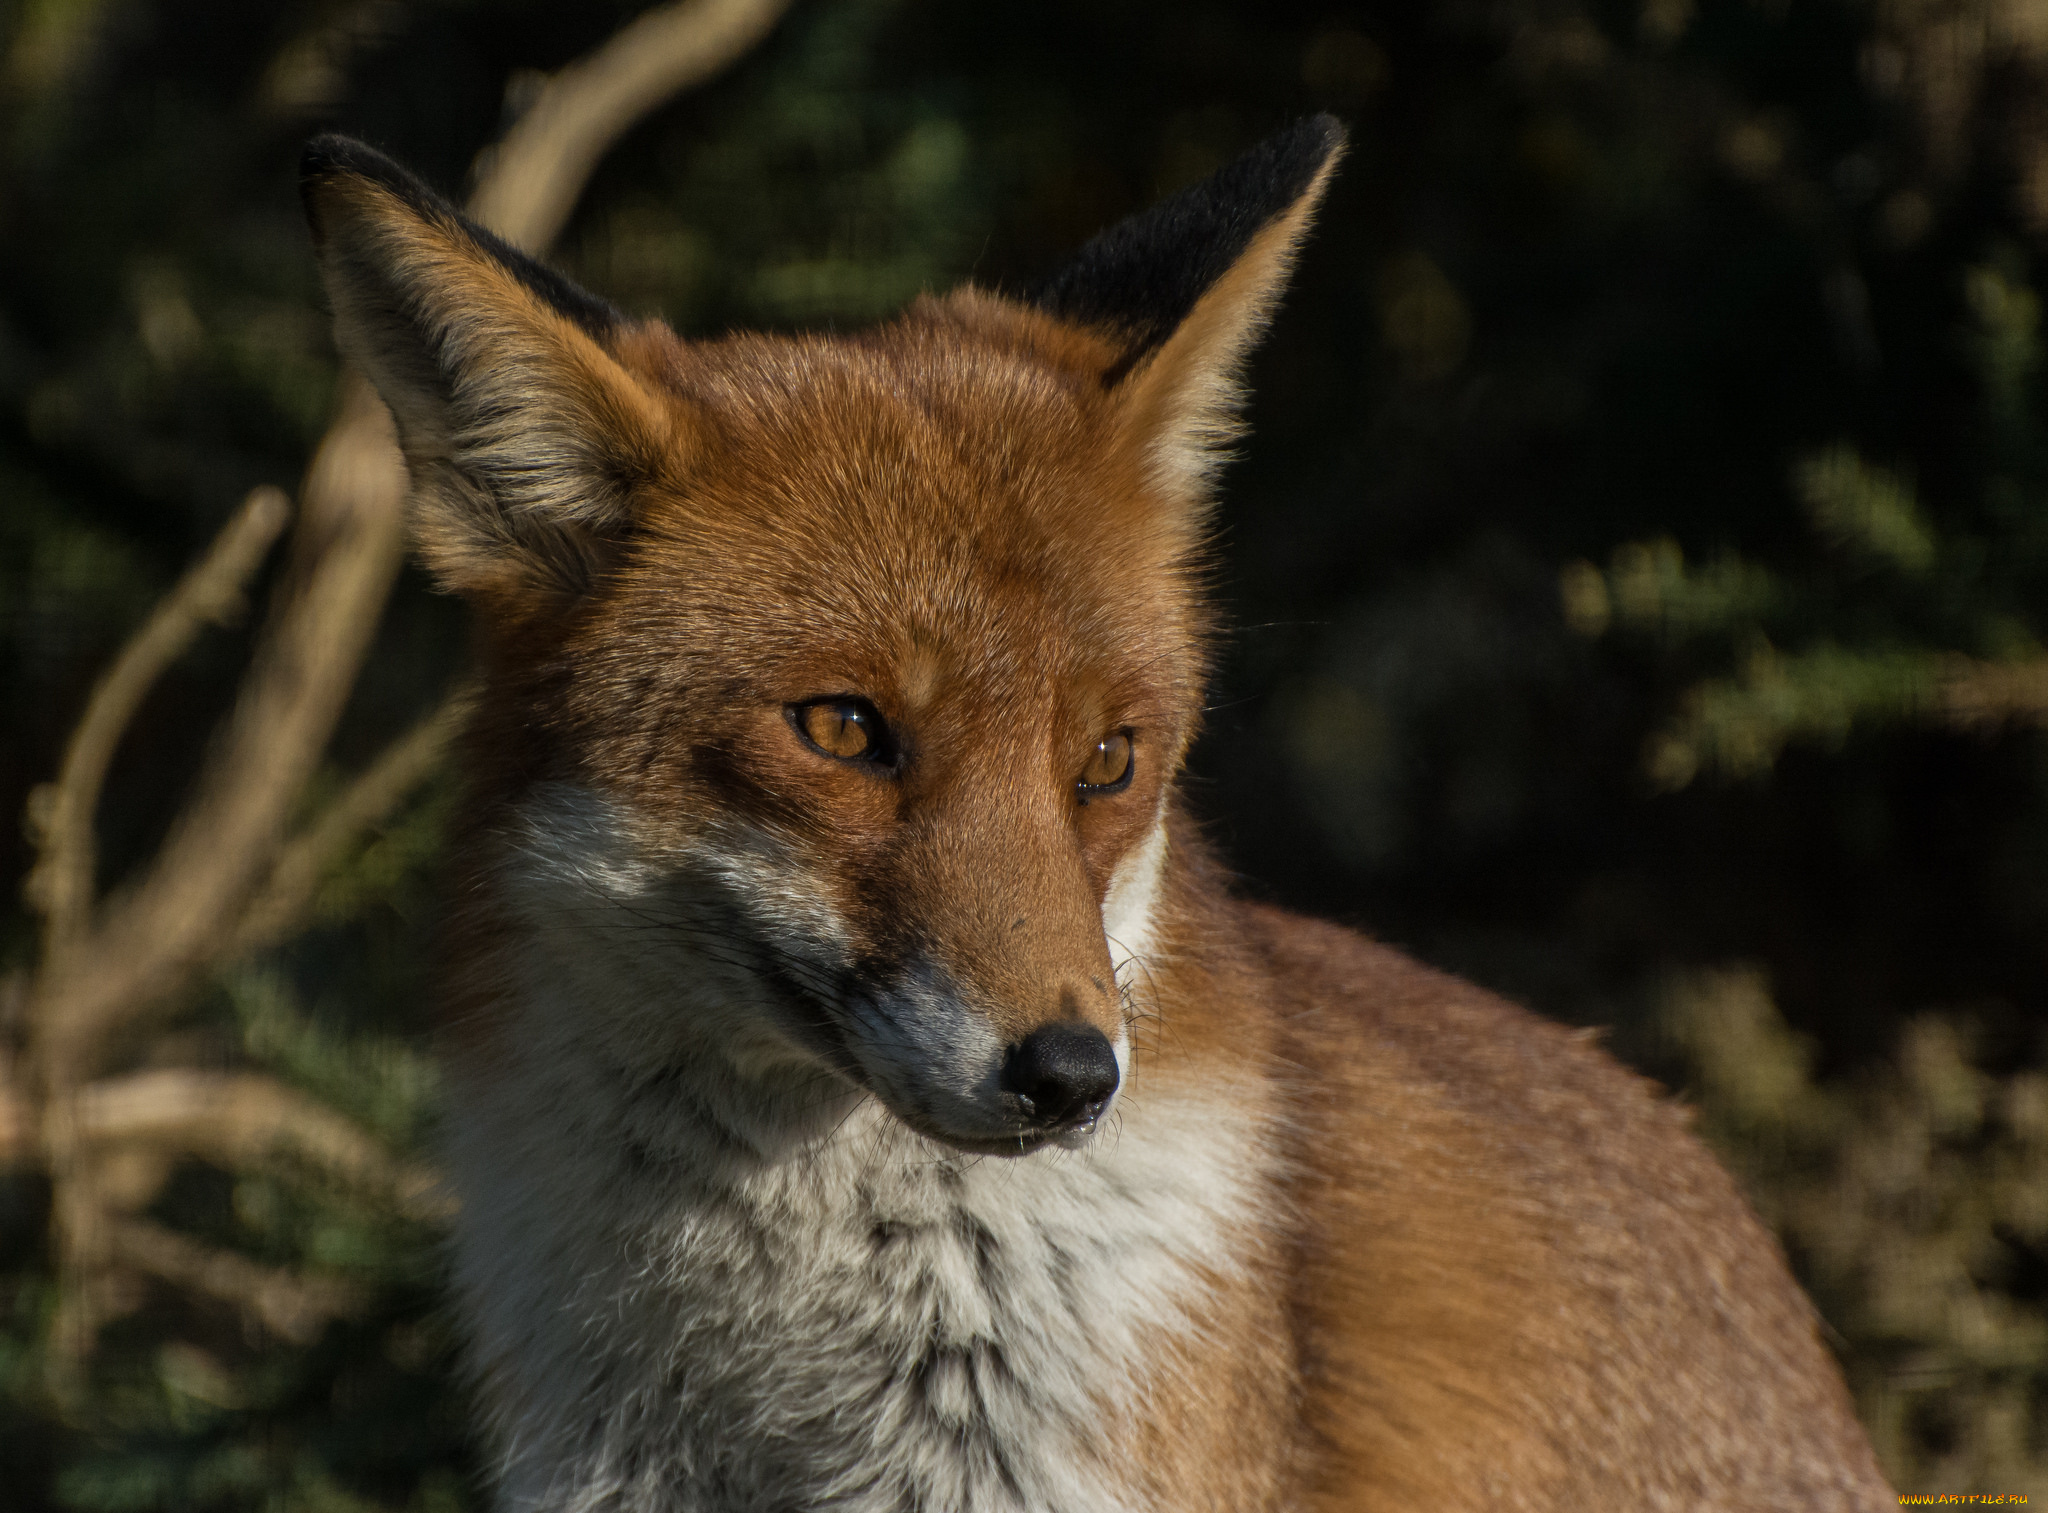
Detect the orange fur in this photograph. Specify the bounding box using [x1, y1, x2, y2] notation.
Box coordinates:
[305, 126, 1893, 1511]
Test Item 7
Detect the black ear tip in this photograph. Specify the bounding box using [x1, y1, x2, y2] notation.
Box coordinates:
[302, 133, 388, 188]
[299, 135, 354, 235]
[1235, 114, 1349, 204]
[297, 134, 625, 339]
[300, 132, 349, 179]
[300, 134, 389, 232]
[1300, 112, 1350, 161]
[1025, 115, 1350, 364]
[299, 134, 460, 239]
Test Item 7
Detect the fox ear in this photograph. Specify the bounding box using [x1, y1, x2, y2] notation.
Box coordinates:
[1028, 116, 1346, 509]
[301, 135, 679, 607]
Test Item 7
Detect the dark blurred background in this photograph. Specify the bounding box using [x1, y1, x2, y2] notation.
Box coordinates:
[3, 0, 2046, 1503]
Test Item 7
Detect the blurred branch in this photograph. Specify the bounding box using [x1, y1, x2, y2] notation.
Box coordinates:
[78, 1069, 450, 1220]
[467, 0, 794, 249]
[106, 1217, 367, 1343]
[27, 0, 793, 1090]
[0, 1067, 448, 1223]
[29, 388, 413, 1091]
[232, 681, 478, 960]
[1938, 656, 2048, 728]
[13, 0, 787, 1370]
[0, 1040, 26, 1166]
[23, 487, 291, 978]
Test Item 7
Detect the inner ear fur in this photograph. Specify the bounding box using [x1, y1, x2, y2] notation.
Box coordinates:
[1027, 116, 1347, 514]
[302, 135, 681, 607]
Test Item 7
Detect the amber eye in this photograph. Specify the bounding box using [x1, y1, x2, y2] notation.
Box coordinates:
[1078, 730, 1135, 800]
[791, 699, 890, 763]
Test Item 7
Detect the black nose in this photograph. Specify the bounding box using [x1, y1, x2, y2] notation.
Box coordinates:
[1000, 1022, 1120, 1127]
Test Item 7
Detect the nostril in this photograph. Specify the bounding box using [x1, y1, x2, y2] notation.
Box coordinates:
[1000, 1022, 1120, 1126]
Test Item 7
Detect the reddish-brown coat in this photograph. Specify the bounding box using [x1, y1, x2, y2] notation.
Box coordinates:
[1107, 819, 1888, 1506]
[304, 129, 1894, 1510]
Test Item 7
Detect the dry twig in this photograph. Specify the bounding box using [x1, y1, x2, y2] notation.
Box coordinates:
[232, 682, 479, 959]
[17, 0, 791, 1360]
[24, 487, 291, 978]
[78, 1069, 449, 1219]
[469, 0, 794, 251]
[30, 391, 412, 1091]
[1939, 656, 2048, 728]
[106, 1217, 367, 1343]
[0, 1068, 448, 1216]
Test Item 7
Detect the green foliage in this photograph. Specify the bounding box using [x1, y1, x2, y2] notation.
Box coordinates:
[1, 765, 469, 1513]
[230, 971, 437, 1154]
[564, 0, 1002, 333]
[1665, 971, 2048, 1494]
[1649, 637, 1938, 787]
[1563, 250, 2048, 790]
[1799, 447, 1938, 576]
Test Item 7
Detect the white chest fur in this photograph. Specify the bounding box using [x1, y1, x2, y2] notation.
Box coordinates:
[440, 788, 1254, 1511]
[443, 1018, 1262, 1513]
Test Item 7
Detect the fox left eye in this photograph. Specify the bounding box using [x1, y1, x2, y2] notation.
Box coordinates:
[791, 699, 890, 764]
[1078, 731, 1135, 800]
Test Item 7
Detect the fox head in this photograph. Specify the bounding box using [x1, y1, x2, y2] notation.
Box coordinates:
[303, 120, 1343, 1159]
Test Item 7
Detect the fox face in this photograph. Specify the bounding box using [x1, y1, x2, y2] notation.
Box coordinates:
[302, 122, 1342, 1160]
[487, 328, 1201, 1156]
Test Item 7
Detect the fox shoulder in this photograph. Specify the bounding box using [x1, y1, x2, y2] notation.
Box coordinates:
[1223, 901, 1893, 1507]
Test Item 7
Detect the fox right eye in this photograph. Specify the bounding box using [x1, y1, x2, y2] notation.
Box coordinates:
[791, 699, 892, 765]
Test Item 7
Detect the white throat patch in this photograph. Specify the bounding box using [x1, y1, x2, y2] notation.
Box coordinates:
[1101, 814, 1168, 977]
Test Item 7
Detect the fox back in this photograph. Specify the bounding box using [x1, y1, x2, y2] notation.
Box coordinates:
[303, 121, 1893, 1511]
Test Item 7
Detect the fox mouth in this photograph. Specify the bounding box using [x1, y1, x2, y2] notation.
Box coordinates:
[741, 932, 1118, 1158]
[890, 1108, 1105, 1159]
[797, 1028, 1110, 1158]
[763, 973, 1110, 1158]
[930, 1089, 1119, 1152]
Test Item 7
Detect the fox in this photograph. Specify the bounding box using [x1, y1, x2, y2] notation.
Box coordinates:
[300, 116, 1894, 1511]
